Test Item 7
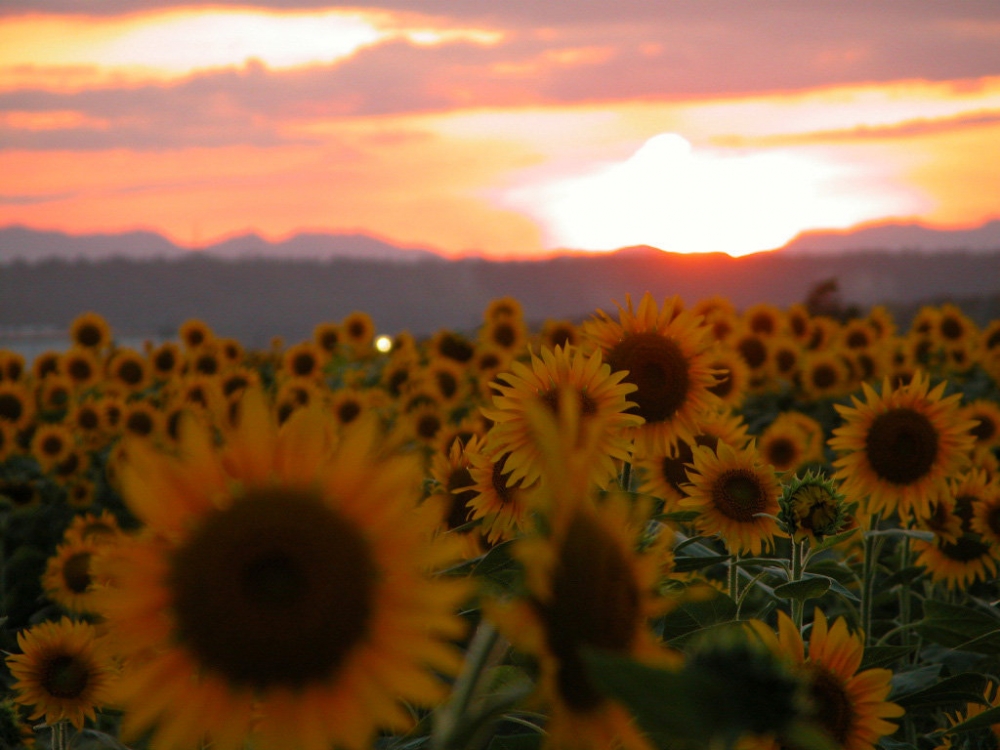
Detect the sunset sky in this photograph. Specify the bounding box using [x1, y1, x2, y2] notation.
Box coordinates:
[2, 1, 1000, 259]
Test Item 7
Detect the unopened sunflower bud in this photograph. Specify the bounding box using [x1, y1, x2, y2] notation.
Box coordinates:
[779, 472, 848, 543]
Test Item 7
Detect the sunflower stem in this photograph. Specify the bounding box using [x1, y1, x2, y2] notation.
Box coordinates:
[861, 512, 883, 645]
[728, 552, 741, 605]
[790, 538, 805, 632]
[898, 531, 913, 653]
[50, 720, 67, 750]
[432, 620, 503, 750]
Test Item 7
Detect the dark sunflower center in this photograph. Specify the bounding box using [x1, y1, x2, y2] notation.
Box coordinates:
[608, 331, 690, 424]
[548, 326, 574, 348]
[971, 416, 996, 443]
[320, 331, 339, 350]
[438, 333, 474, 363]
[126, 411, 154, 436]
[292, 353, 316, 377]
[195, 354, 218, 375]
[737, 337, 768, 370]
[811, 364, 838, 390]
[988, 506, 1000, 536]
[417, 413, 442, 440]
[42, 655, 91, 699]
[154, 349, 176, 373]
[775, 350, 797, 375]
[67, 359, 93, 382]
[62, 552, 93, 594]
[538, 509, 640, 712]
[436, 371, 459, 399]
[806, 666, 854, 745]
[845, 331, 869, 349]
[0, 394, 23, 423]
[713, 470, 767, 523]
[78, 408, 100, 431]
[940, 534, 992, 563]
[445, 467, 476, 530]
[766, 437, 797, 469]
[337, 400, 361, 424]
[169, 488, 377, 691]
[185, 329, 206, 347]
[491, 453, 519, 503]
[41, 435, 65, 456]
[76, 324, 103, 348]
[347, 321, 366, 339]
[493, 323, 517, 348]
[117, 360, 144, 385]
[940, 317, 963, 341]
[864, 408, 939, 486]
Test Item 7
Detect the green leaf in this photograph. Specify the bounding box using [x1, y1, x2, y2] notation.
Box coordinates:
[944, 705, 1000, 735]
[773, 575, 831, 602]
[672, 554, 731, 573]
[809, 526, 859, 552]
[859, 645, 915, 671]
[659, 590, 738, 645]
[894, 673, 989, 710]
[864, 528, 935, 542]
[915, 600, 1000, 655]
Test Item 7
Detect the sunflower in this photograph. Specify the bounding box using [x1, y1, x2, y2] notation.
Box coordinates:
[43, 536, 104, 614]
[731, 327, 772, 379]
[480, 315, 528, 354]
[282, 341, 327, 381]
[65, 479, 97, 509]
[913, 469, 999, 590]
[313, 321, 342, 355]
[0, 381, 35, 431]
[466, 443, 538, 544]
[94, 389, 469, 750]
[341, 310, 375, 358]
[63, 509, 124, 546]
[0, 349, 25, 382]
[704, 348, 750, 408]
[149, 341, 183, 380]
[482, 345, 641, 490]
[61, 347, 102, 389]
[33, 352, 62, 381]
[538, 318, 581, 350]
[680, 440, 783, 555]
[785, 303, 814, 345]
[0, 697, 34, 748]
[328, 387, 372, 430]
[583, 293, 721, 457]
[744, 302, 785, 337]
[103, 347, 149, 393]
[634, 409, 750, 514]
[402, 402, 446, 447]
[189, 341, 225, 377]
[798, 350, 851, 400]
[426, 437, 486, 559]
[178, 318, 214, 350]
[768, 336, 803, 386]
[488, 492, 673, 750]
[829, 371, 977, 521]
[37, 375, 74, 412]
[219, 367, 260, 404]
[31, 422, 75, 473]
[757, 416, 813, 475]
[381, 355, 416, 399]
[745, 609, 903, 750]
[430, 329, 476, 364]
[121, 399, 164, 440]
[419, 358, 470, 408]
[866, 305, 897, 341]
[217, 337, 245, 366]
[840, 319, 878, 351]
[484, 295, 524, 323]
[69, 311, 112, 351]
[934, 303, 977, 348]
[805, 316, 841, 352]
[6, 617, 117, 730]
[67, 400, 106, 445]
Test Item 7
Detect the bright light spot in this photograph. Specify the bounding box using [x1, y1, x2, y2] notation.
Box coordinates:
[505, 133, 928, 256]
[375, 335, 393, 353]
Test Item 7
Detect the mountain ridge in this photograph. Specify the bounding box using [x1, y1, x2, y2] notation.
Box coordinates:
[3, 218, 1000, 264]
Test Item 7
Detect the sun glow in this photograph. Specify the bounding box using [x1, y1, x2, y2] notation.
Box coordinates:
[505, 133, 929, 257]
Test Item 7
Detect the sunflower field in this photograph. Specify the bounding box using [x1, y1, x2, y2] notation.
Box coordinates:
[2, 292, 1000, 750]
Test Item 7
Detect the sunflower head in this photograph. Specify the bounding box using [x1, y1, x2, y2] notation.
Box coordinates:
[778, 472, 850, 544]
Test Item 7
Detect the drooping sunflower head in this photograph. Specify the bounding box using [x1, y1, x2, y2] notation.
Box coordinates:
[680, 440, 783, 555]
[830, 372, 977, 521]
[961, 398, 1000, 452]
[583, 293, 721, 457]
[777, 471, 850, 544]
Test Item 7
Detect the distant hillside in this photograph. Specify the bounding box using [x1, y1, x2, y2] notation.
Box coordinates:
[783, 219, 1000, 254]
[2, 249, 999, 348]
[0, 226, 443, 264]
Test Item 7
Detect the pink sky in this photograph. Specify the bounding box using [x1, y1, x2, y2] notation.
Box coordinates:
[2, 2, 1000, 258]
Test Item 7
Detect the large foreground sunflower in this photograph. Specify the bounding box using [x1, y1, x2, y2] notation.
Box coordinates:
[745, 610, 903, 750]
[583, 293, 721, 457]
[95, 388, 469, 750]
[829, 371, 976, 521]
